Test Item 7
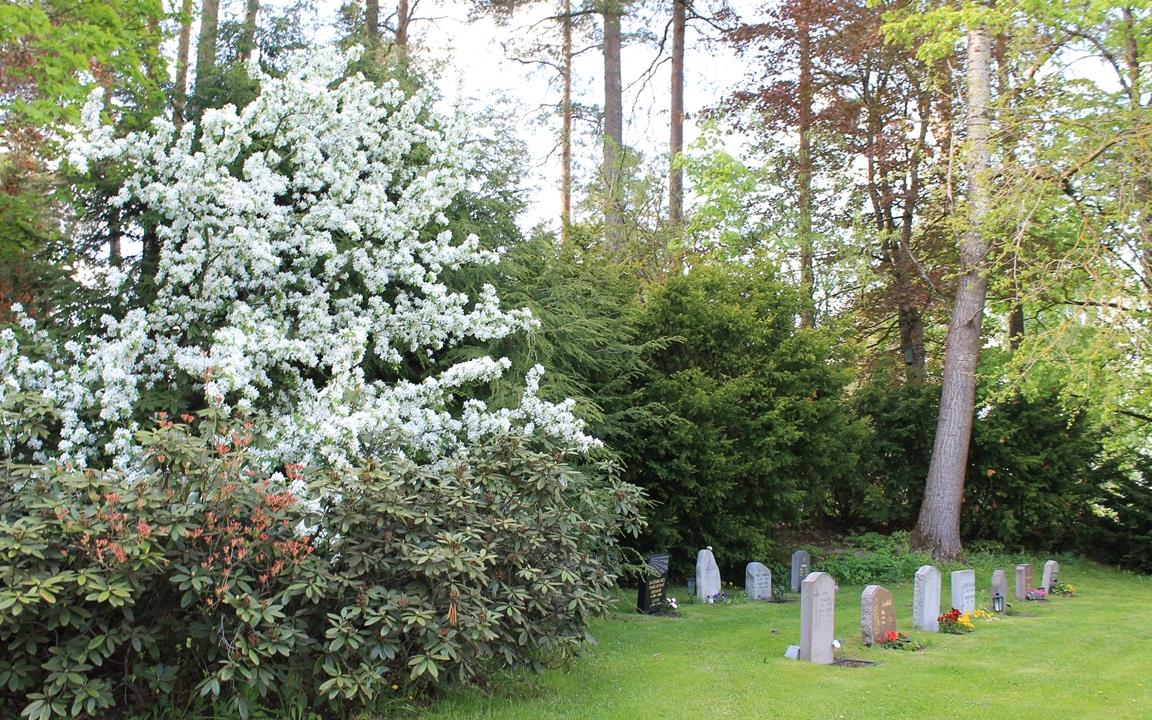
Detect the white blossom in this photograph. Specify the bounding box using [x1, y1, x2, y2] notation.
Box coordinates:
[4, 47, 598, 474]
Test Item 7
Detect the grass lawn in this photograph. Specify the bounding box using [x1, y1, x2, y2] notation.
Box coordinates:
[416, 557, 1152, 720]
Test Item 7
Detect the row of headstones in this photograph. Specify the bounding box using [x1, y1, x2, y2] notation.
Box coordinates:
[638, 547, 774, 611]
[638, 547, 1059, 622]
[803, 559, 1062, 664]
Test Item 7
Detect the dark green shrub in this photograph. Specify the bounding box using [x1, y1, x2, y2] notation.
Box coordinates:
[619, 263, 865, 573]
[1092, 456, 1152, 573]
[963, 395, 1113, 551]
[0, 409, 644, 719]
[843, 379, 938, 529]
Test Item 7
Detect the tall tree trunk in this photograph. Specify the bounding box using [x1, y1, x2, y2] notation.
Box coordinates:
[366, 0, 380, 45]
[174, 0, 193, 130]
[397, 0, 410, 48]
[796, 1, 815, 328]
[669, 0, 685, 226]
[193, 0, 220, 109]
[561, 0, 573, 245]
[602, 1, 625, 252]
[237, 0, 260, 62]
[911, 22, 993, 561]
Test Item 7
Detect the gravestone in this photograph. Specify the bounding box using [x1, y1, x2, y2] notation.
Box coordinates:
[950, 569, 977, 614]
[990, 569, 1007, 612]
[745, 562, 773, 601]
[912, 565, 941, 632]
[695, 547, 722, 603]
[636, 553, 670, 613]
[790, 549, 811, 592]
[799, 571, 836, 664]
[860, 585, 897, 646]
[1015, 563, 1033, 601]
[1042, 560, 1060, 591]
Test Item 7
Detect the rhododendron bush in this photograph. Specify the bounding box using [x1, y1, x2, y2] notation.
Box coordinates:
[0, 47, 595, 472]
[0, 48, 645, 719]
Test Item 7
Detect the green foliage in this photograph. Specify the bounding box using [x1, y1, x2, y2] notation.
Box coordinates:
[1092, 457, 1152, 574]
[619, 262, 866, 571]
[964, 394, 1116, 551]
[0, 409, 644, 719]
[841, 378, 939, 529]
[814, 532, 930, 585]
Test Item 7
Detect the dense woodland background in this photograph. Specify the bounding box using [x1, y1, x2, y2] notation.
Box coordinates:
[3, 0, 1152, 610]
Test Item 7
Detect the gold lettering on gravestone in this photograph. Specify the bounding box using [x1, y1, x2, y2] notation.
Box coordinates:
[648, 576, 666, 599]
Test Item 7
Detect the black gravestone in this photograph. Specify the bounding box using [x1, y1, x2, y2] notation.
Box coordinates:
[637, 553, 670, 613]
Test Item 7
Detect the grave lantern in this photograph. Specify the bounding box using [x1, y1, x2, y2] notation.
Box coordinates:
[991, 592, 1005, 613]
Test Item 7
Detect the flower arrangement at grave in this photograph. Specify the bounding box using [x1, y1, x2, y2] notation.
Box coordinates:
[1026, 587, 1049, 601]
[651, 596, 680, 615]
[969, 608, 994, 621]
[877, 630, 926, 651]
[1048, 581, 1076, 597]
[937, 608, 976, 634]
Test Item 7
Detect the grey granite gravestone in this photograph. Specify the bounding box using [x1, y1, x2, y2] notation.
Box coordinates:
[913, 565, 941, 632]
[696, 547, 722, 603]
[636, 553, 670, 613]
[990, 569, 1007, 612]
[790, 549, 811, 592]
[951, 569, 977, 614]
[745, 562, 772, 601]
[1015, 563, 1033, 601]
[1042, 560, 1060, 591]
[861, 585, 897, 646]
[799, 571, 836, 664]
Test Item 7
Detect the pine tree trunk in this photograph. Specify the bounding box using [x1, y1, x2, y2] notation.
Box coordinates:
[561, 0, 573, 245]
[193, 0, 220, 108]
[237, 0, 260, 62]
[602, 2, 624, 252]
[174, 0, 194, 130]
[397, 0, 410, 48]
[366, 0, 379, 45]
[669, 0, 685, 226]
[797, 2, 815, 329]
[911, 22, 993, 562]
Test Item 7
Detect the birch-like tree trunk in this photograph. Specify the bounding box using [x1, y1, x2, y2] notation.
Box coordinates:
[911, 21, 993, 561]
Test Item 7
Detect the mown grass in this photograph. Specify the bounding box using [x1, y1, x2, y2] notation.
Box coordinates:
[415, 557, 1152, 720]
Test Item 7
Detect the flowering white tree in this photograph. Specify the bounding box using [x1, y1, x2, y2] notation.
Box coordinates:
[0, 47, 597, 471]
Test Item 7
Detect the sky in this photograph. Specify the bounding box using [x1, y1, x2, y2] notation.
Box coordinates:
[249, 0, 753, 230]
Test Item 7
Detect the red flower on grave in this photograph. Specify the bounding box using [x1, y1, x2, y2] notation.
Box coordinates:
[884, 630, 899, 643]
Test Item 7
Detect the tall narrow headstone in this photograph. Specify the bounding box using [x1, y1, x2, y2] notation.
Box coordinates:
[860, 585, 896, 646]
[696, 547, 722, 603]
[913, 565, 941, 632]
[790, 550, 811, 592]
[950, 569, 977, 614]
[1041, 560, 1060, 591]
[1015, 563, 1033, 601]
[745, 562, 773, 601]
[636, 553, 670, 613]
[990, 569, 1007, 612]
[799, 572, 836, 664]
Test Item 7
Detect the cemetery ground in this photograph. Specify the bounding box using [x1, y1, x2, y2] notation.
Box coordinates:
[417, 557, 1152, 720]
